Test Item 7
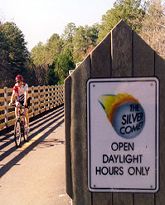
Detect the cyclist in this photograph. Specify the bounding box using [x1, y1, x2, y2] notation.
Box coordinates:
[9, 75, 30, 132]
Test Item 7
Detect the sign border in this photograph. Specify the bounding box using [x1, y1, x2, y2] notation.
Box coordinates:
[87, 77, 159, 193]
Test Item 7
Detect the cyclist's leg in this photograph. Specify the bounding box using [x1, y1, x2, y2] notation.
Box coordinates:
[26, 97, 31, 129]
[15, 101, 20, 119]
[14, 102, 22, 147]
[24, 108, 29, 128]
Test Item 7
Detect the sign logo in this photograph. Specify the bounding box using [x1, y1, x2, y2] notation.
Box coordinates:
[99, 93, 145, 139]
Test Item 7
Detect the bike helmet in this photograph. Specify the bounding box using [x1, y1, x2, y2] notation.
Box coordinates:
[15, 74, 24, 82]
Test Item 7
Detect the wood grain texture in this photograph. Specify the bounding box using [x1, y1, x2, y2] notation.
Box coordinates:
[92, 193, 112, 205]
[64, 76, 73, 198]
[90, 31, 112, 205]
[111, 20, 133, 77]
[133, 33, 154, 76]
[155, 54, 165, 205]
[71, 56, 91, 205]
[65, 20, 165, 205]
[111, 20, 133, 205]
[133, 32, 155, 205]
[91, 33, 111, 78]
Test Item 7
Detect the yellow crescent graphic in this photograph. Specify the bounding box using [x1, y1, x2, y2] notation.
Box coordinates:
[99, 93, 138, 122]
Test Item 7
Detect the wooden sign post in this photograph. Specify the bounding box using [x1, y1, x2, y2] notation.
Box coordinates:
[65, 20, 165, 205]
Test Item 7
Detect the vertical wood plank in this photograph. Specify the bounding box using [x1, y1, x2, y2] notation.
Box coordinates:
[47, 86, 50, 108]
[54, 86, 57, 107]
[43, 86, 46, 111]
[38, 86, 41, 113]
[111, 20, 133, 205]
[57, 86, 59, 106]
[51, 86, 54, 107]
[71, 56, 91, 205]
[64, 76, 73, 199]
[49, 86, 51, 108]
[4, 87, 8, 127]
[133, 32, 155, 205]
[91, 33, 111, 77]
[155, 54, 165, 205]
[90, 32, 112, 205]
[133, 33, 154, 76]
[111, 20, 132, 77]
[31, 86, 35, 116]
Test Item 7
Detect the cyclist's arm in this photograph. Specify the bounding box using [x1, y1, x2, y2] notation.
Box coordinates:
[24, 84, 28, 106]
[9, 90, 16, 105]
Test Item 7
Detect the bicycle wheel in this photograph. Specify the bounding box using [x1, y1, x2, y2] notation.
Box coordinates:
[14, 121, 22, 147]
[23, 126, 28, 142]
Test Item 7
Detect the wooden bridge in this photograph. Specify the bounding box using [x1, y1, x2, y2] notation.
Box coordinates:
[0, 85, 71, 204]
[0, 85, 64, 131]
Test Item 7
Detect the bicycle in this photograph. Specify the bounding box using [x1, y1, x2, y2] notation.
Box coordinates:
[11, 104, 29, 147]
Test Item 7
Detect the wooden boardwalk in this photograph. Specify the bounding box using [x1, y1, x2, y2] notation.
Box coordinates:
[0, 106, 71, 205]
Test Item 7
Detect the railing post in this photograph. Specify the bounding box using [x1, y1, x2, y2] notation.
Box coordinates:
[53, 85, 55, 108]
[43, 85, 46, 111]
[48, 86, 51, 109]
[44, 86, 46, 110]
[58, 86, 61, 105]
[61, 85, 64, 104]
[57, 86, 59, 106]
[61, 85, 63, 104]
[4, 87, 8, 127]
[60, 85, 62, 105]
[54, 85, 57, 107]
[50, 86, 53, 109]
[31, 86, 35, 116]
[38, 85, 41, 113]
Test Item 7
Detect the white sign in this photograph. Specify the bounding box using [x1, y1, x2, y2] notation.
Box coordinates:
[87, 78, 159, 192]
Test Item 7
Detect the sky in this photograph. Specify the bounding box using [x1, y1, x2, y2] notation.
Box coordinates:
[0, 0, 116, 51]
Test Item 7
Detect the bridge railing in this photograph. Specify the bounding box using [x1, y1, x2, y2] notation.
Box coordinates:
[0, 85, 64, 131]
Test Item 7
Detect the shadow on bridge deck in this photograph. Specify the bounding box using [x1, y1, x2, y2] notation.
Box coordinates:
[0, 105, 64, 177]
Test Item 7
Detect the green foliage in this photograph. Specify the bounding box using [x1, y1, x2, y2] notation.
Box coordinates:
[72, 24, 99, 62]
[31, 33, 63, 67]
[47, 66, 59, 85]
[0, 22, 29, 69]
[30, 42, 48, 66]
[30, 33, 64, 85]
[140, 0, 165, 58]
[62, 22, 76, 51]
[98, 0, 146, 41]
[53, 48, 75, 84]
[0, 22, 30, 87]
[47, 33, 63, 63]
[30, 23, 99, 84]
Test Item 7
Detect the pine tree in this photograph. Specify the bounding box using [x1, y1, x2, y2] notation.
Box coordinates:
[140, 0, 165, 58]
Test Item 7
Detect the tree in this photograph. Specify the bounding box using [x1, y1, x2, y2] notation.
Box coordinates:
[140, 0, 165, 58]
[53, 48, 75, 84]
[0, 22, 30, 87]
[30, 34, 64, 85]
[31, 42, 49, 66]
[47, 65, 59, 85]
[72, 24, 99, 62]
[0, 28, 7, 64]
[0, 22, 29, 70]
[62, 22, 76, 49]
[31, 34, 63, 66]
[98, 0, 146, 41]
[47, 33, 63, 63]
[86, 24, 99, 46]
